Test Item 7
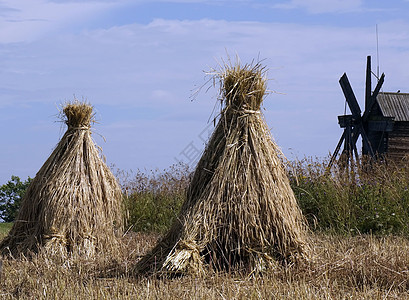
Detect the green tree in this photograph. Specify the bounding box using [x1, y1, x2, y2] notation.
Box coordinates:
[0, 176, 32, 222]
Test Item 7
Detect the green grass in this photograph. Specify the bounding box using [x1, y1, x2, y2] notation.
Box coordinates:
[121, 157, 409, 236]
[4, 155, 409, 243]
[118, 164, 190, 233]
[6, 156, 409, 237]
[289, 156, 409, 235]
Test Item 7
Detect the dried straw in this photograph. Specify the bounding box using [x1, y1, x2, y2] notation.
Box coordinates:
[0, 101, 123, 258]
[136, 61, 309, 275]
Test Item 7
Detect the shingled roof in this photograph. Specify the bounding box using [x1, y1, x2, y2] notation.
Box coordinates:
[377, 92, 409, 121]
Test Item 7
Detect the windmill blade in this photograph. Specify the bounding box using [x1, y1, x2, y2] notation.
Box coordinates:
[362, 73, 385, 122]
[372, 72, 385, 99]
[339, 73, 361, 119]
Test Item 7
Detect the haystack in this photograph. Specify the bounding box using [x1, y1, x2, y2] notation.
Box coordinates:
[136, 61, 309, 275]
[0, 101, 123, 257]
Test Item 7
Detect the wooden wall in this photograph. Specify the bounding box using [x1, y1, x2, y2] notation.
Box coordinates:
[387, 121, 409, 161]
[367, 130, 388, 156]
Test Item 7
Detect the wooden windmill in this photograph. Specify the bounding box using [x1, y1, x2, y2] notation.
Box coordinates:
[328, 56, 387, 168]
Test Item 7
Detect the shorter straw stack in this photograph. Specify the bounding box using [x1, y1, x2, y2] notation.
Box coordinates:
[0, 101, 123, 257]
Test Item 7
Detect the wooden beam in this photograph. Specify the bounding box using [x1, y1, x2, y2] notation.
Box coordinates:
[365, 56, 372, 111]
[328, 131, 346, 169]
[339, 73, 361, 119]
[360, 126, 375, 157]
[368, 119, 394, 132]
[362, 73, 385, 122]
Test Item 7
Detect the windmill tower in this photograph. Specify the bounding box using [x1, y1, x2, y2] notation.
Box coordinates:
[329, 56, 387, 168]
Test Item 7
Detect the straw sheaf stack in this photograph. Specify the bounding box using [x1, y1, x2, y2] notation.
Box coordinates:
[0, 101, 123, 257]
[136, 62, 309, 275]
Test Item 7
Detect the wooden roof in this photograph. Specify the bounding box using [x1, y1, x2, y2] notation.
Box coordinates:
[377, 92, 409, 121]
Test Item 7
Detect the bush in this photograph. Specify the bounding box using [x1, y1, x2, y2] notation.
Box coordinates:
[0, 176, 32, 222]
[118, 164, 190, 233]
[289, 156, 409, 235]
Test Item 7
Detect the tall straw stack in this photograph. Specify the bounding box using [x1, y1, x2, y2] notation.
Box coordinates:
[136, 61, 309, 275]
[0, 101, 123, 257]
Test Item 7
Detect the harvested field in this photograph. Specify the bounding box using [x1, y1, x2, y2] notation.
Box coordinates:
[1, 229, 409, 299]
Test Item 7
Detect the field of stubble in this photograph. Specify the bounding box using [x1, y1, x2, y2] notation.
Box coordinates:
[1, 229, 409, 300]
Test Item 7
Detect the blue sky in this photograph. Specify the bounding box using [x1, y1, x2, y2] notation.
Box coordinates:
[1, 0, 409, 183]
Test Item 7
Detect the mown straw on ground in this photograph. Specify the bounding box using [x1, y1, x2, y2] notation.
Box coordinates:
[1, 231, 408, 299]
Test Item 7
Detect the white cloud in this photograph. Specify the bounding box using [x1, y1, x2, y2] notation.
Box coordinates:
[274, 0, 363, 14]
[1, 17, 409, 182]
[3, 18, 409, 117]
[0, 0, 123, 43]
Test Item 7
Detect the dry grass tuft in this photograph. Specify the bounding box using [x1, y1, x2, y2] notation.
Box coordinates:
[0, 100, 123, 258]
[136, 60, 309, 275]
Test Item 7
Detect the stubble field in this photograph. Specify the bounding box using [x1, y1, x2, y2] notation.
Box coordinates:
[1, 229, 409, 299]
